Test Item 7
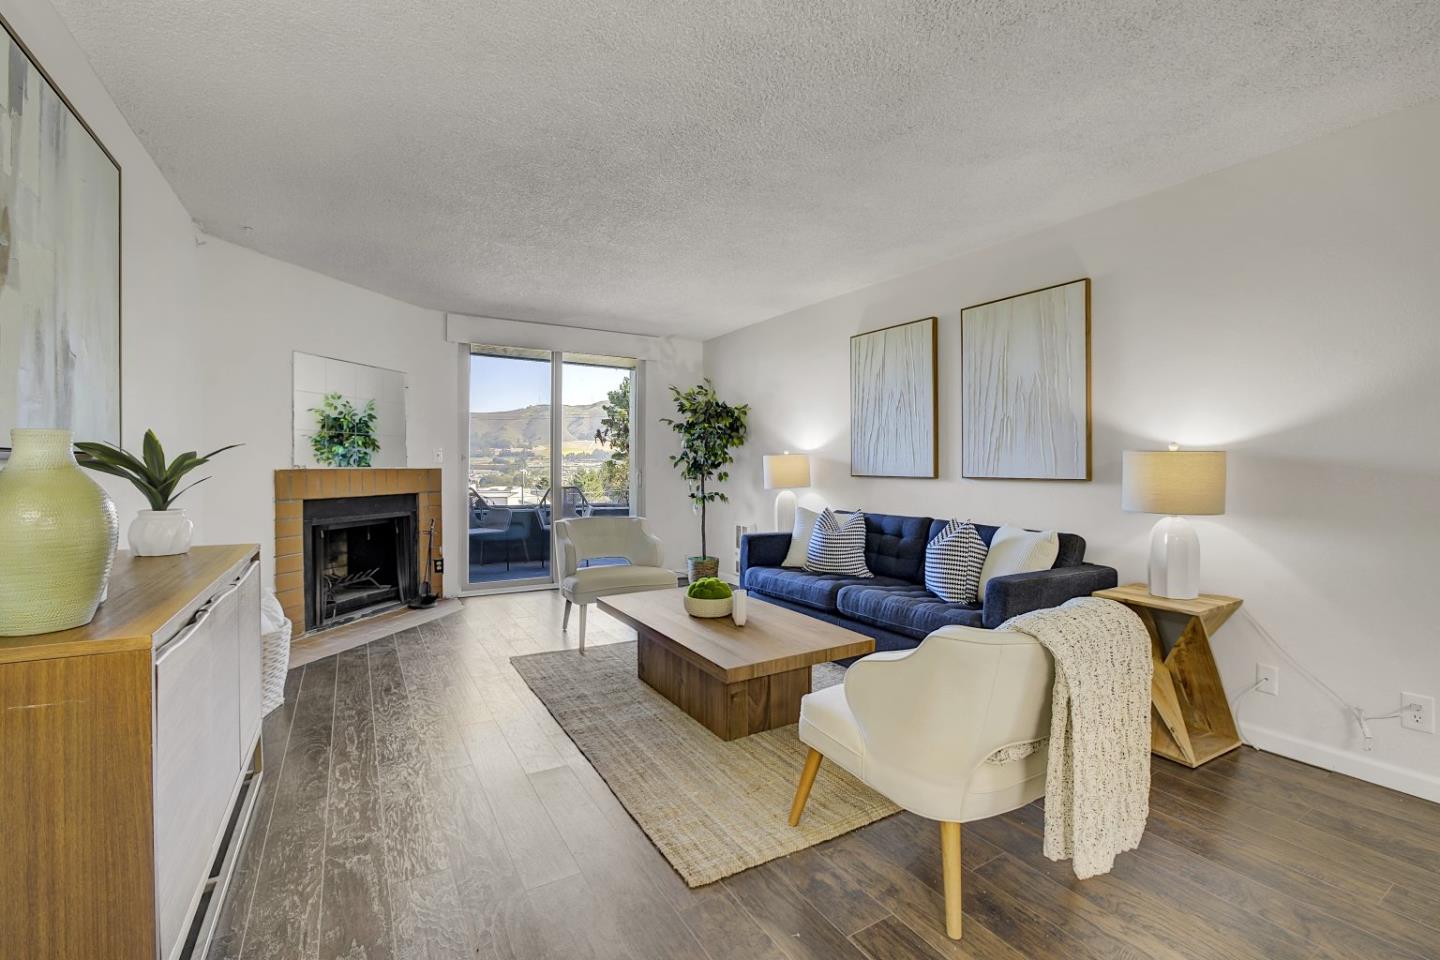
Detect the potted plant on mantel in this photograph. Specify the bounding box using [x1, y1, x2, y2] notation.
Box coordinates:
[76, 430, 240, 556]
[310, 393, 380, 467]
[662, 380, 749, 582]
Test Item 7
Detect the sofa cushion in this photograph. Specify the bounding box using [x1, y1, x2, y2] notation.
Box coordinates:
[805, 509, 872, 577]
[837, 584, 985, 640]
[862, 512, 934, 582]
[562, 565, 677, 604]
[979, 526, 1061, 593]
[743, 567, 908, 612]
[924, 519, 987, 603]
[782, 506, 821, 567]
[1053, 532, 1087, 567]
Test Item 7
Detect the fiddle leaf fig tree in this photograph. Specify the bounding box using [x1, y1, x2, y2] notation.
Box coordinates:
[661, 380, 749, 561]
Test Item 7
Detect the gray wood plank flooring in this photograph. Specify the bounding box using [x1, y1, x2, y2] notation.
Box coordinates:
[210, 592, 1440, 960]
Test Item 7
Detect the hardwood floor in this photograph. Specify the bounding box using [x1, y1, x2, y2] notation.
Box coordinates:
[209, 591, 1440, 960]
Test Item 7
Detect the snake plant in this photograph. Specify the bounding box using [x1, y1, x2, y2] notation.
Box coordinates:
[75, 430, 240, 511]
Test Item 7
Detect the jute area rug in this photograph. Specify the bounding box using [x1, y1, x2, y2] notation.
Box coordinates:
[509, 641, 898, 887]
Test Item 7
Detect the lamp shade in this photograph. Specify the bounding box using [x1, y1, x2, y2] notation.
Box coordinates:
[763, 453, 811, 490]
[1122, 450, 1226, 516]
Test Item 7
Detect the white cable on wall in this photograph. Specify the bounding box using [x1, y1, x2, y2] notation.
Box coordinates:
[1227, 677, 1265, 749]
[1240, 608, 1418, 751]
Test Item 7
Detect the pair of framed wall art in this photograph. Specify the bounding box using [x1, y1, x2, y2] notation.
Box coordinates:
[849, 278, 1090, 481]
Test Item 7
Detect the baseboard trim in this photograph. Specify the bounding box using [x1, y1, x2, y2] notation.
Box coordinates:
[1238, 721, 1440, 803]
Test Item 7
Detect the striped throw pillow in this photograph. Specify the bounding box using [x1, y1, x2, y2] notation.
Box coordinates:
[924, 519, 987, 603]
[805, 509, 872, 578]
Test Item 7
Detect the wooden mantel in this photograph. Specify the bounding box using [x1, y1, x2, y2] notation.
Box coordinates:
[273, 468, 443, 632]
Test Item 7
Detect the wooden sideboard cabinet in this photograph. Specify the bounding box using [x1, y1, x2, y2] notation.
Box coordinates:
[0, 545, 265, 960]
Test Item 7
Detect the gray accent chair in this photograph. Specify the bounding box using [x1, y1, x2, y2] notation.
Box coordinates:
[555, 517, 676, 652]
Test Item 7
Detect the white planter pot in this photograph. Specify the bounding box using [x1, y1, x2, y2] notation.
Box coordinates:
[683, 594, 733, 619]
[129, 509, 194, 556]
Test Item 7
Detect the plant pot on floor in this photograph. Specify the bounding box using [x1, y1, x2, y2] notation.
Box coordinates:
[686, 556, 719, 582]
[129, 509, 194, 556]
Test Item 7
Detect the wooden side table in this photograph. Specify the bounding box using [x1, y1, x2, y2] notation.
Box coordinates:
[1093, 583, 1244, 768]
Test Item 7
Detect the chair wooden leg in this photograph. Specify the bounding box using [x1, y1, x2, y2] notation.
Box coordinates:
[562, 600, 572, 630]
[940, 821, 963, 940]
[788, 749, 823, 826]
[577, 603, 587, 654]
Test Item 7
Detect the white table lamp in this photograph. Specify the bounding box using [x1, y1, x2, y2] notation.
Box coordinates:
[763, 453, 811, 532]
[1122, 445, 1227, 600]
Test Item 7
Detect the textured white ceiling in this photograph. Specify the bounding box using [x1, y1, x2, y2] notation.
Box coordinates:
[51, 0, 1440, 337]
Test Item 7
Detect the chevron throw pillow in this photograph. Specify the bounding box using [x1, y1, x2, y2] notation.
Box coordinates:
[804, 508, 872, 578]
[924, 519, 987, 603]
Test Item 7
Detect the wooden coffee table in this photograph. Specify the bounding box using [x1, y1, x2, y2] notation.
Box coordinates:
[597, 589, 875, 740]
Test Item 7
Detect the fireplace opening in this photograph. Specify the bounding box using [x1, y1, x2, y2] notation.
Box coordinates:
[303, 494, 419, 632]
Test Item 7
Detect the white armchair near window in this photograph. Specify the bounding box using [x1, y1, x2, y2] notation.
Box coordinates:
[555, 517, 676, 652]
[788, 624, 1054, 940]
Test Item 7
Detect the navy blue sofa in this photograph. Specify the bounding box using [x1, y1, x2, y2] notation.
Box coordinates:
[739, 513, 1118, 653]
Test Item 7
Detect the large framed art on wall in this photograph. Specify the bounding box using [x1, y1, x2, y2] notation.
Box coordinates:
[961, 278, 1090, 480]
[850, 316, 938, 478]
[0, 14, 121, 451]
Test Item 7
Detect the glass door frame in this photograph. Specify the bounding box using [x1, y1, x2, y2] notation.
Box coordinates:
[460, 345, 642, 596]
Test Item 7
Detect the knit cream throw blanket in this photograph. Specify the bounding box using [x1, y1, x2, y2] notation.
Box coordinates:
[1003, 597, 1151, 878]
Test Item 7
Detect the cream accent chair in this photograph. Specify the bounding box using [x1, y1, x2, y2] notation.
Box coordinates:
[555, 517, 676, 653]
[788, 624, 1053, 940]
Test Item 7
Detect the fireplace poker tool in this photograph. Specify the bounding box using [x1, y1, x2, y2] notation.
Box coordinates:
[409, 518, 438, 609]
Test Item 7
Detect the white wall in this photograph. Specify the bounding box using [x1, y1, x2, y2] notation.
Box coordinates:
[1, 0, 208, 528]
[704, 99, 1440, 800]
[195, 237, 457, 584]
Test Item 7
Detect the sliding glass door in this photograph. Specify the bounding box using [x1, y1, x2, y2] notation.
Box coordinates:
[465, 345, 639, 592]
[466, 346, 554, 589]
[559, 353, 638, 519]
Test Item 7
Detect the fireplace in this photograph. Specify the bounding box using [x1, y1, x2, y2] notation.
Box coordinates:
[303, 494, 419, 632]
[274, 468, 443, 636]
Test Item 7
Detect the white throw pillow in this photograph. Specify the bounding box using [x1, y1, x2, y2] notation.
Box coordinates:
[977, 526, 1060, 595]
[782, 506, 821, 567]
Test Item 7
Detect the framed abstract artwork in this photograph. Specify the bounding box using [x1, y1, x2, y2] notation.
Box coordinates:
[961, 278, 1090, 480]
[0, 14, 122, 451]
[850, 316, 938, 478]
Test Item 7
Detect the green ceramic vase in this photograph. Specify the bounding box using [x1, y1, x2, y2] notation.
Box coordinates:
[0, 428, 119, 636]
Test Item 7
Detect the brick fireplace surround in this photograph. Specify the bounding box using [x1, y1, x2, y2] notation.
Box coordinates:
[274, 468, 444, 634]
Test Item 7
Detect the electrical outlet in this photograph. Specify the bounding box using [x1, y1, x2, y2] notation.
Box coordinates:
[1256, 663, 1278, 696]
[1401, 693, 1435, 734]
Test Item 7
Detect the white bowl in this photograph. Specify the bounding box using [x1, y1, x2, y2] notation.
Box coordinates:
[683, 594, 733, 618]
